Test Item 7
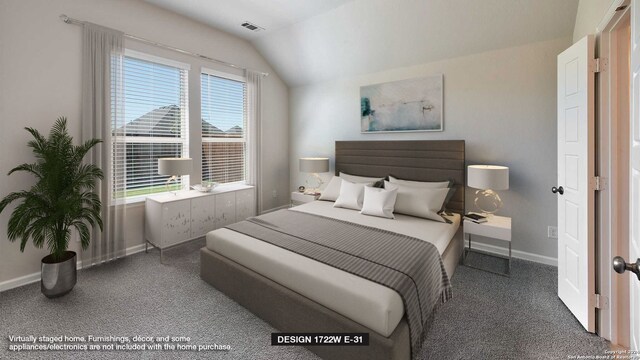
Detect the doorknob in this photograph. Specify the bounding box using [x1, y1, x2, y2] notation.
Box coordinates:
[612, 256, 640, 280]
[551, 186, 564, 195]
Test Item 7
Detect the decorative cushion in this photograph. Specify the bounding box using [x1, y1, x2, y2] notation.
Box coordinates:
[360, 186, 398, 219]
[334, 180, 367, 210]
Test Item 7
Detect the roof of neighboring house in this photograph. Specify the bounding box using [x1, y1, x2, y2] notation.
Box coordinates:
[116, 105, 241, 137]
[225, 125, 243, 135]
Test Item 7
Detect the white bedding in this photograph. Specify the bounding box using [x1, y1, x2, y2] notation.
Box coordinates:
[206, 201, 460, 337]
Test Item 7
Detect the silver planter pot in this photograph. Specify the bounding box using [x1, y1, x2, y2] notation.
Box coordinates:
[41, 251, 77, 298]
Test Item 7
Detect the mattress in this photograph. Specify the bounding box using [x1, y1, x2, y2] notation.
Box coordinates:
[206, 201, 460, 337]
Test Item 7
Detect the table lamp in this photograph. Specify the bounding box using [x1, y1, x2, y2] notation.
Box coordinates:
[299, 157, 330, 195]
[158, 158, 192, 195]
[467, 165, 509, 215]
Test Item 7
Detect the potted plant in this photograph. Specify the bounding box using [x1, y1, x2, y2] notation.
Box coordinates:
[0, 117, 103, 298]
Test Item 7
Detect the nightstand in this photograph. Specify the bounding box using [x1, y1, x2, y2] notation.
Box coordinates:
[463, 215, 512, 276]
[291, 191, 319, 206]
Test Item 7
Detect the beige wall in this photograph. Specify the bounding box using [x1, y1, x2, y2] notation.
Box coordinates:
[289, 37, 571, 261]
[0, 0, 289, 286]
[573, 0, 617, 42]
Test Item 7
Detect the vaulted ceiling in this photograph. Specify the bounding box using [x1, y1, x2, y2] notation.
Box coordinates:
[146, 0, 579, 87]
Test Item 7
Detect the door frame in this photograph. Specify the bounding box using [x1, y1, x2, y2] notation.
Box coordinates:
[596, 0, 631, 346]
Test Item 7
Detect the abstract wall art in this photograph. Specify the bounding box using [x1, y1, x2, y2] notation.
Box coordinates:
[360, 74, 443, 133]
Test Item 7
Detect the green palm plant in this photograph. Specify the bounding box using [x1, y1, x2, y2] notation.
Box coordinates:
[0, 117, 103, 262]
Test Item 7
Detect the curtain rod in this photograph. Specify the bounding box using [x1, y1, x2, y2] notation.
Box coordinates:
[59, 14, 269, 77]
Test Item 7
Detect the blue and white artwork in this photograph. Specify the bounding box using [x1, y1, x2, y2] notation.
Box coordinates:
[360, 75, 443, 133]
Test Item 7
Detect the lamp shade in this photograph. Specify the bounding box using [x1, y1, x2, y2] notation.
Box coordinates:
[467, 165, 509, 190]
[158, 158, 192, 176]
[299, 157, 329, 173]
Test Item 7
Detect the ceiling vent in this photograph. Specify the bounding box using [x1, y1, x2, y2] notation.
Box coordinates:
[241, 21, 264, 32]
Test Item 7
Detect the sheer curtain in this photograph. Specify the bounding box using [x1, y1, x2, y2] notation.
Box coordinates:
[81, 23, 126, 266]
[245, 70, 263, 214]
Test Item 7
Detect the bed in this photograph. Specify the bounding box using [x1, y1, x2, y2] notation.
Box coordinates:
[200, 140, 465, 360]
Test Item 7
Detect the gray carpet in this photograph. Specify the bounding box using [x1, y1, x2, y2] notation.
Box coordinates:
[0, 240, 608, 359]
[422, 251, 608, 359]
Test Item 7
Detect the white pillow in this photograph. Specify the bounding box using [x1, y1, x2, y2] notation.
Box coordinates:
[388, 175, 450, 188]
[384, 181, 449, 222]
[340, 172, 384, 183]
[334, 180, 367, 210]
[319, 176, 342, 201]
[360, 186, 398, 219]
[388, 175, 455, 212]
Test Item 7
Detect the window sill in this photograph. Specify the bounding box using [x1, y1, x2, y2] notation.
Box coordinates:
[109, 183, 251, 207]
[109, 191, 181, 207]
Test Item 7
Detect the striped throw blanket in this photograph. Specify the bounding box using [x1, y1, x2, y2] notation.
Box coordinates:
[226, 209, 452, 358]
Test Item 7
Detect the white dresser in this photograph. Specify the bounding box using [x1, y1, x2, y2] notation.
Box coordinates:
[145, 184, 255, 261]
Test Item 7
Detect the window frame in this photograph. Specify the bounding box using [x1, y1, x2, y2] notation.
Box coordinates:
[111, 49, 191, 205]
[200, 67, 248, 186]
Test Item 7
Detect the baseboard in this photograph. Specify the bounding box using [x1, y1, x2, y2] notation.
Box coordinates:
[465, 242, 557, 267]
[124, 243, 148, 256]
[0, 242, 150, 293]
[0, 272, 42, 293]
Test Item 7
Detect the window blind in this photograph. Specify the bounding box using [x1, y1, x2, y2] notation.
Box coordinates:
[201, 72, 247, 184]
[112, 53, 189, 200]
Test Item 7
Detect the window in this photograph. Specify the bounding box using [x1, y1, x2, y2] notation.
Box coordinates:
[112, 51, 189, 201]
[201, 70, 247, 185]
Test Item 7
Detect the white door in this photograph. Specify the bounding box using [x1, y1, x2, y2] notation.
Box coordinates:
[629, 0, 640, 350]
[557, 35, 596, 333]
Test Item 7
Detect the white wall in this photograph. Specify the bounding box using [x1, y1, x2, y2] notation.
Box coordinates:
[252, 0, 578, 87]
[290, 37, 571, 261]
[573, 0, 617, 42]
[0, 0, 289, 286]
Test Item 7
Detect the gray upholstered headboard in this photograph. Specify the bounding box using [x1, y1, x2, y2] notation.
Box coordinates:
[335, 140, 466, 214]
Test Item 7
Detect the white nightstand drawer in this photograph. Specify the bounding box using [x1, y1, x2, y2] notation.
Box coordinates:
[464, 216, 511, 241]
[291, 191, 319, 205]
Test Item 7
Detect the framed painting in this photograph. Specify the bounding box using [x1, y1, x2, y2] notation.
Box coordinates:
[360, 74, 443, 133]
